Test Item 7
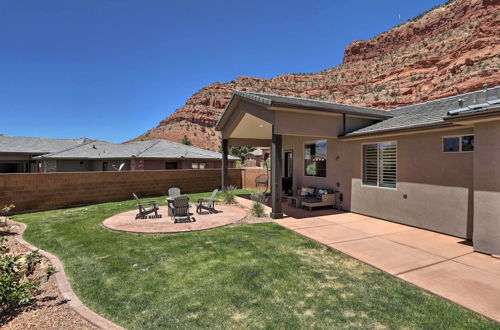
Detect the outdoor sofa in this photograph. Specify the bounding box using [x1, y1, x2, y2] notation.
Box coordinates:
[291, 187, 336, 211]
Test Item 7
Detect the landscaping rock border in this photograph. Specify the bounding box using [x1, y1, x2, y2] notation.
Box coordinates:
[10, 220, 125, 330]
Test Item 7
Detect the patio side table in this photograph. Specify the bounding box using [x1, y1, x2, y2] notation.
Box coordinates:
[287, 196, 303, 208]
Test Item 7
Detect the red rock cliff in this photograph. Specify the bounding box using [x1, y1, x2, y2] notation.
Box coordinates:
[131, 0, 500, 150]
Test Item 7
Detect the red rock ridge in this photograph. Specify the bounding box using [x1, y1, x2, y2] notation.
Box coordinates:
[130, 0, 500, 150]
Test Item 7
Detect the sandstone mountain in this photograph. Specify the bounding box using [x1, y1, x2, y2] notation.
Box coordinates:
[131, 0, 500, 151]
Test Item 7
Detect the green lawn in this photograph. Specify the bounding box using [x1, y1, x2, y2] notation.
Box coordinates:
[13, 190, 497, 329]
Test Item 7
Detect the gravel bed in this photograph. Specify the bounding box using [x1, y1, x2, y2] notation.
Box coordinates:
[1, 223, 97, 330]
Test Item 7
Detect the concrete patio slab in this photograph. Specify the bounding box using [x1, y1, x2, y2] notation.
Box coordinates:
[454, 253, 500, 277]
[329, 237, 445, 275]
[382, 229, 474, 259]
[399, 260, 500, 322]
[275, 217, 334, 230]
[340, 218, 416, 236]
[295, 224, 372, 245]
[102, 204, 246, 234]
[274, 210, 500, 322]
[316, 213, 373, 224]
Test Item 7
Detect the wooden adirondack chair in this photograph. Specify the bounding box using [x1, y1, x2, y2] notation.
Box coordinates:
[133, 193, 160, 219]
[196, 189, 218, 214]
[168, 196, 194, 223]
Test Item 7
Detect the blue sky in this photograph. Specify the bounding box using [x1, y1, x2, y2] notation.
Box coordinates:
[0, 0, 445, 143]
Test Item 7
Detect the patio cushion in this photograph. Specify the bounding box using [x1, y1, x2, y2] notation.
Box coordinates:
[314, 188, 334, 197]
[300, 187, 315, 197]
[303, 196, 321, 203]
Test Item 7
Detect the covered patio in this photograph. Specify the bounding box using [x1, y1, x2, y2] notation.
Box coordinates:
[216, 90, 392, 219]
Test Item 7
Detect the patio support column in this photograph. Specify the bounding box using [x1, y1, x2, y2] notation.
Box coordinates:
[271, 127, 283, 219]
[221, 138, 228, 189]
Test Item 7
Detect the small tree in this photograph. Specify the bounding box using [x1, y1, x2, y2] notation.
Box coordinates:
[181, 135, 192, 146]
[217, 144, 256, 160]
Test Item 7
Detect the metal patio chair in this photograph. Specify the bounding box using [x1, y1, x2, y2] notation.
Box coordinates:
[255, 174, 268, 190]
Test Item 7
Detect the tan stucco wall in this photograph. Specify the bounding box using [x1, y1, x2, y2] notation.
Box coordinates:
[473, 120, 500, 254]
[283, 127, 474, 239]
[283, 135, 338, 194]
[275, 111, 375, 138]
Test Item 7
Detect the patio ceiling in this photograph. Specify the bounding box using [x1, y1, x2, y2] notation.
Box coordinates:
[229, 113, 272, 140]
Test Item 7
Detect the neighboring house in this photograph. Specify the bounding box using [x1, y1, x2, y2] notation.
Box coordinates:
[216, 86, 500, 256]
[243, 147, 270, 167]
[0, 136, 237, 173]
[0, 136, 92, 173]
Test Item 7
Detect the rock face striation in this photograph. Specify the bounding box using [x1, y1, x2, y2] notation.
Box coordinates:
[132, 0, 500, 150]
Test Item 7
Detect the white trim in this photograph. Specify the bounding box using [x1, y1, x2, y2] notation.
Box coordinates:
[361, 141, 397, 189]
[442, 134, 475, 153]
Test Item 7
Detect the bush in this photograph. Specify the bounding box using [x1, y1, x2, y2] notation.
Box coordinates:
[221, 185, 237, 204]
[0, 236, 42, 314]
[250, 192, 267, 217]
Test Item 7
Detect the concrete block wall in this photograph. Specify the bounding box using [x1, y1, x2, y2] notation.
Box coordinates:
[0, 169, 241, 213]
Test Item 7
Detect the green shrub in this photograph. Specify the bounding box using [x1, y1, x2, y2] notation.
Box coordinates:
[250, 192, 267, 217]
[0, 237, 42, 313]
[221, 185, 237, 204]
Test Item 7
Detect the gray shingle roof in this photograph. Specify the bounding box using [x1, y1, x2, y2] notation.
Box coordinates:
[345, 86, 500, 137]
[36, 139, 239, 160]
[232, 91, 393, 119]
[0, 135, 92, 154]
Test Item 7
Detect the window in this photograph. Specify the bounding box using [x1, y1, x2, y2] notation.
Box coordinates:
[443, 135, 474, 152]
[304, 140, 326, 177]
[165, 162, 177, 169]
[363, 142, 397, 188]
[191, 162, 207, 169]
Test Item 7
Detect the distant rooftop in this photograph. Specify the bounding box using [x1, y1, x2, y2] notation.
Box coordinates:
[36, 139, 239, 160]
[0, 135, 92, 154]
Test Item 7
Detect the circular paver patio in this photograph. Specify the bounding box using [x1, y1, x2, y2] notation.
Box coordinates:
[102, 204, 247, 234]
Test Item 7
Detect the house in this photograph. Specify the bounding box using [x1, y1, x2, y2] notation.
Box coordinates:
[0, 136, 92, 173]
[216, 86, 500, 256]
[243, 147, 270, 167]
[0, 136, 237, 173]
